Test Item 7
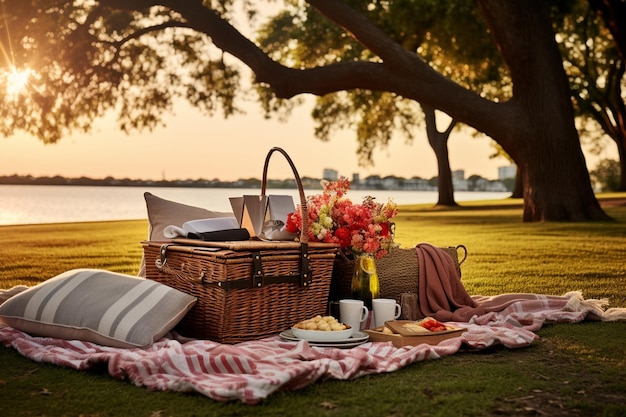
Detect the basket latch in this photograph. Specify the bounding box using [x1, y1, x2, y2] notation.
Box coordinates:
[156, 244, 173, 269]
[249, 244, 312, 288]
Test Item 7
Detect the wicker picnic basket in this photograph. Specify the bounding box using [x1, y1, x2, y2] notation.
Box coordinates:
[143, 148, 338, 343]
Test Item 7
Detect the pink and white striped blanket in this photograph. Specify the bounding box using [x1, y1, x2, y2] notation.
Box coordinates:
[2, 291, 623, 404]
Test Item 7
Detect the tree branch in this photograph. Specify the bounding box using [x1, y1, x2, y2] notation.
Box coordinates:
[305, 0, 500, 126]
[305, 0, 415, 69]
[113, 21, 192, 48]
[138, 0, 411, 97]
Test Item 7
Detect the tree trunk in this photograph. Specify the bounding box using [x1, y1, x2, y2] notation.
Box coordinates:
[511, 166, 523, 199]
[435, 153, 456, 207]
[422, 105, 458, 207]
[617, 138, 626, 191]
[477, 0, 612, 221]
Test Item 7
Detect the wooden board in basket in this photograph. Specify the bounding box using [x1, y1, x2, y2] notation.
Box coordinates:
[143, 148, 338, 343]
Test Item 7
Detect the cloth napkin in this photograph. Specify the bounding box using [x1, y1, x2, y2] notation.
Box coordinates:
[163, 217, 239, 239]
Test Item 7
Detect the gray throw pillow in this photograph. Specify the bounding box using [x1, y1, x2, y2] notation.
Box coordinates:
[0, 269, 197, 348]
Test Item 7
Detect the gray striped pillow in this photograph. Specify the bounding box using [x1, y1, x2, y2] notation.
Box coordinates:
[0, 269, 196, 348]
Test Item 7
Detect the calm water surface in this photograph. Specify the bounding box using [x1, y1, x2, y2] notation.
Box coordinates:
[0, 185, 510, 226]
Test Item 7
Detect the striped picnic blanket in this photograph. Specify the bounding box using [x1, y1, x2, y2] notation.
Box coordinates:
[2, 290, 623, 404]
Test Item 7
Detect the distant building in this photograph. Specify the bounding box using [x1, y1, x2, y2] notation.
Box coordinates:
[452, 170, 468, 191]
[498, 165, 516, 180]
[352, 173, 360, 185]
[323, 169, 338, 181]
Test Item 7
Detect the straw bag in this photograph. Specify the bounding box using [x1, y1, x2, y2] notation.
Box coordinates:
[329, 245, 467, 302]
[143, 147, 338, 343]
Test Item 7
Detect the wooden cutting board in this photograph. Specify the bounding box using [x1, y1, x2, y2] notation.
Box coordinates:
[384, 320, 465, 336]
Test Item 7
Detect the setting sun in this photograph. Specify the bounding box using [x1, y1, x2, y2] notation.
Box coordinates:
[3, 66, 31, 99]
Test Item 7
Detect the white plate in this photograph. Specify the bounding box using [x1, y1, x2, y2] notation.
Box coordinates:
[307, 340, 368, 349]
[291, 326, 353, 341]
[280, 329, 369, 344]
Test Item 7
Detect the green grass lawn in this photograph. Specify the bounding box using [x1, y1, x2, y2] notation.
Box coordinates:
[1, 195, 625, 416]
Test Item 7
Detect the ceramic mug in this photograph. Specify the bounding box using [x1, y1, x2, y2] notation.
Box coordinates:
[372, 298, 402, 327]
[339, 299, 369, 332]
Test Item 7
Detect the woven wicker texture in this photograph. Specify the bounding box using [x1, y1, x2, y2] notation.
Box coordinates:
[329, 245, 467, 303]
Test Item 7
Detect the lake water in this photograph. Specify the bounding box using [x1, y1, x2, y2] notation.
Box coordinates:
[0, 184, 510, 226]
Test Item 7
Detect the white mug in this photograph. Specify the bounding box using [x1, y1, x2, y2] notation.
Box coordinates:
[372, 298, 402, 328]
[339, 299, 369, 332]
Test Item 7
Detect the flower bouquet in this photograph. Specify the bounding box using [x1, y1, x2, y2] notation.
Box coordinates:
[286, 177, 398, 306]
[285, 177, 398, 259]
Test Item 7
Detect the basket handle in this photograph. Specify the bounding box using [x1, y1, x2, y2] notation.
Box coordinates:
[455, 244, 468, 265]
[261, 147, 309, 244]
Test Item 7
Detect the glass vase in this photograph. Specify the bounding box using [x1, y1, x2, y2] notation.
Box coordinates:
[350, 253, 380, 309]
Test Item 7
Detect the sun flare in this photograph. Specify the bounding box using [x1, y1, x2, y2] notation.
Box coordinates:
[4, 66, 32, 99]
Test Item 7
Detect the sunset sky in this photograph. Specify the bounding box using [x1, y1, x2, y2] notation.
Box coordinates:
[1, 96, 617, 183]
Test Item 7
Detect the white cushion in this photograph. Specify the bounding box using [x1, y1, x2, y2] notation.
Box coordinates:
[0, 269, 196, 348]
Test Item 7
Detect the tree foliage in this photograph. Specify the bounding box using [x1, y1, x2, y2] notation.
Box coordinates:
[0, 0, 242, 143]
[590, 158, 621, 191]
[555, 0, 626, 191]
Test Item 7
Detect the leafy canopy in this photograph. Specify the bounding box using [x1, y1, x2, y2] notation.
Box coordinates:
[0, 0, 243, 143]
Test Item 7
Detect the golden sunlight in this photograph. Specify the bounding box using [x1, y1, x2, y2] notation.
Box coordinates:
[4, 66, 31, 99]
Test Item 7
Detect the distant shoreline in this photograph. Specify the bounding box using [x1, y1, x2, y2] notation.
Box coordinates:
[0, 174, 308, 189]
[0, 173, 513, 192]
